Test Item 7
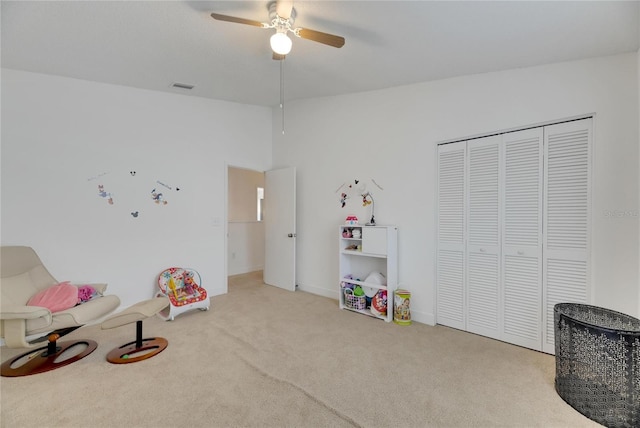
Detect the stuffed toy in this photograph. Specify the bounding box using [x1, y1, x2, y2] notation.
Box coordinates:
[77, 285, 98, 303]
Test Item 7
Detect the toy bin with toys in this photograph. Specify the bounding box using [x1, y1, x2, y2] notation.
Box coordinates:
[342, 279, 367, 310]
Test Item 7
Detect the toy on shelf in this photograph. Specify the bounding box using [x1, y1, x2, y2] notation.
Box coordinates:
[156, 267, 209, 321]
[345, 215, 359, 226]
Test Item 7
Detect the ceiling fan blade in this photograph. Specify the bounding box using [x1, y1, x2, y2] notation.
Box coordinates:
[273, 53, 286, 61]
[276, 0, 294, 19]
[210, 13, 265, 28]
[297, 28, 345, 48]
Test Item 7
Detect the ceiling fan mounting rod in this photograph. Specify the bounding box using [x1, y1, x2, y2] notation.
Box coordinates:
[266, 0, 296, 34]
[267, 16, 293, 35]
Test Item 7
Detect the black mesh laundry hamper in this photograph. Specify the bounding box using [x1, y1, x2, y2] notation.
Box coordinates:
[554, 303, 640, 428]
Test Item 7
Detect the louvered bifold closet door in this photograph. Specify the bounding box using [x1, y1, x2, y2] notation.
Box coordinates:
[437, 141, 466, 330]
[501, 128, 544, 350]
[466, 136, 501, 339]
[542, 119, 591, 354]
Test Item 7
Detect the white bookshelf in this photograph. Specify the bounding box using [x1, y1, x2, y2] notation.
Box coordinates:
[338, 225, 398, 322]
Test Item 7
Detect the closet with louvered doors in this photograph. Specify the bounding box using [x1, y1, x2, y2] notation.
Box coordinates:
[466, 134, 502, 342]
[501, 128, 544, 350]
[436, 141, 466, 331]
[436, 118, 591, 353]
[541, 119, 592, 354]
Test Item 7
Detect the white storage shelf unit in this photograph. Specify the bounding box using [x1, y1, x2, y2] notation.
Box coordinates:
[339, 225, 398, 322]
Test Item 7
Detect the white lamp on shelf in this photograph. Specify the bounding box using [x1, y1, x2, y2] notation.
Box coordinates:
[362, 192, 376, 226]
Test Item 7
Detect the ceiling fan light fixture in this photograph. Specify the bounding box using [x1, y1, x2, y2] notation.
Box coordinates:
[270, 31, 292, 55]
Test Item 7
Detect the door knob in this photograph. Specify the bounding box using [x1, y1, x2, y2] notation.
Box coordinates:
[287, 233, 296, 238]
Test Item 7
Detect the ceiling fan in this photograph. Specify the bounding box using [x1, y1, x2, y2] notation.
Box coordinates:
[210, 0, 345, 59]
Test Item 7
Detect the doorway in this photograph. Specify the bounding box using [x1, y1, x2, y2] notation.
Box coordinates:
[227, 166, 265, 277]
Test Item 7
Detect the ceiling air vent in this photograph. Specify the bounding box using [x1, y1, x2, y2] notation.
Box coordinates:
[171, 82, 195, 90]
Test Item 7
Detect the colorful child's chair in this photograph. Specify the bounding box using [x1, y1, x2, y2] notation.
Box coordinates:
[156, 267, 209, 321]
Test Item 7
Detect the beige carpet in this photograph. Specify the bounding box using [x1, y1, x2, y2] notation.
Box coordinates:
[1, 271, 600, 428]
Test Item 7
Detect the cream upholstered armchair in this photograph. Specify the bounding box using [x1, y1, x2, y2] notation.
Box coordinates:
[0, 246, 120, 376]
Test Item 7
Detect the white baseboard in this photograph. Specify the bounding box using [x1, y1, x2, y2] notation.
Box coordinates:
[297, 283, 338, 299]
[228, 265, 264, 277]
[410, 310, 436, 326]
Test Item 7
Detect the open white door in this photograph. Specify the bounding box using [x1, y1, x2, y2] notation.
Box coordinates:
[264, 167, 296, 291]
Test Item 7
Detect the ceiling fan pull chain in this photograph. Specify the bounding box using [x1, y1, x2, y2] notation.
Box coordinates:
[280, 57, 285, 135]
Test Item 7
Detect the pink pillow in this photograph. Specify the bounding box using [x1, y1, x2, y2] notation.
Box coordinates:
[27, 281, 78, 313]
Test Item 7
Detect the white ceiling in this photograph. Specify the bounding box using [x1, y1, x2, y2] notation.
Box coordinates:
[2, 1, 639, 107]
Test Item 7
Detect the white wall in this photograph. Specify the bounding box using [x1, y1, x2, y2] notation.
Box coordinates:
[227, 222, 265, 276]
[3, 53, 638, 322]
[273, 53, 640, 322]
[1, 69, 273, 309]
